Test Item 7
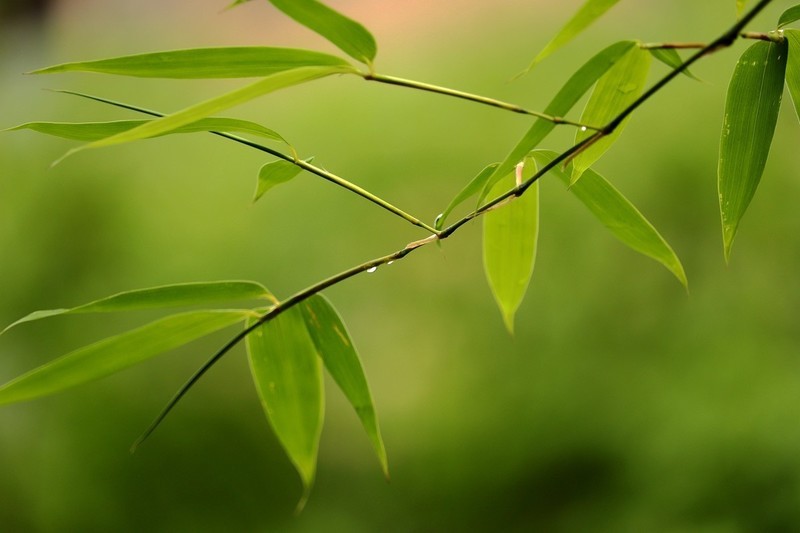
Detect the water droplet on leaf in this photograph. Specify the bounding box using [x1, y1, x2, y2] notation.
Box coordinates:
[367, 266, 378, 273]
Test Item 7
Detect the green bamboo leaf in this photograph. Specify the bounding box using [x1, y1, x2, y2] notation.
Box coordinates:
[785, 30, 800, 119]
[572, 45, 651, 184]
[483, 158, 540, 334]
[6, 118, 289, 145]
[61, 65, 352, 161]
[779, 5, 800, 27]
[254, 158, 313, 202]
[648, 48, 701, 81]
[522, 0, 621, 73]
[268, 0, 377, 65]
[478, 41, 636, 210]
[300, 294, 388, 478]
[434, 163, 499, 230]
[30, 47, 352, 78]
[2, 281, 273, 335]
[718, 40, 787, 261]
[246, 309, 324, 509]
[0, 310, 252, 406]
[533, 150, 687, 288]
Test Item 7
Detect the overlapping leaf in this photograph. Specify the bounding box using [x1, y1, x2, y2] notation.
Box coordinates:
[0, 310, 253, 406]
[718, 40, 787, 261]
[648, 48, 700, 81]
[779, 5, 800, 28]
[533, 150, 686, 287]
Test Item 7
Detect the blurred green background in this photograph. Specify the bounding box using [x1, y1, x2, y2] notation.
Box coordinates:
[2, 1, 800, 531]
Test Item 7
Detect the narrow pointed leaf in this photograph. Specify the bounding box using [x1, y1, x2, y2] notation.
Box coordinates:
[7, 118, 289, 145]
[435, 163, 498, 230]
[481, 41, 636, 209]
[534, 150, 687, 288]
[0, 310, 252, 406]
[483, 158, 540, 334]
[246, 309, 324, 505]
[718, 40, 787, 261]
[254, 158, 312, 202]
[300, 294, 388, 478]
[268, 0, 377, 65]
[783, 30, 800, 120]
[523, 0, 621, 72]
[648, 48, 700, 81]
[779, 6, 800, 28]
[572, 46, 651, 183]
[2, 281, 273, 335]
[30, 47, 352, 78]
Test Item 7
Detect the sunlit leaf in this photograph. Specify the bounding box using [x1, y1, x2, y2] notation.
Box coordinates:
[718, 40, 787, 261]
[572, 46, 651, 184]
[300, 294, 388, 478]
[779, 5, 800, 27]
[478, 41, 635, 210]
[0, 310, 253, 406]
[246, 309, 324, 508]
[785, 30, 800, 119]
[435, 163, 498, 230]
[30, 47, 352, 78]
[268, 0, 377, 65]
[522, 0, 621, 73]
[7, 118, 289, 145]
[254, 158, 312, 202]
[648, 48, 700, 81]
[533, 150, 687, 288]
[483, 158, 540, 334]
[1, 281, 273, 335]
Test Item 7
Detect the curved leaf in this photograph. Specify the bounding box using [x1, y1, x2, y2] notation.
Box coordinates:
[648, 48, 700, 81]
[254, 158, 312, 202]
[268, 0, 377, 65]
[246, 309, 324, 509]
[533, 150, 687, 288]
[30, 47, 352, 78]
[779, 5, 800, 28]
[783, 30, 800, 119]
[718, 40, 787, 261]
[435, 163, 498, 230]
[572, 45, 651, 184]
[0, 310, 253, 406]
[483, 158, 540, 334]
[300, 294, 388, 478]
[2, 281, 273, 335]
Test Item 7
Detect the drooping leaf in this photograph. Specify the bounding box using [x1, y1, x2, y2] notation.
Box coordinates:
[254, 158, 312, 202]
[482, 158, 540, 334]
[779, 5, 800, 27]
[718, 40, 787, 261]
[30, 47, 352, 78]
[246, 309, 324, 508]
[522, 0, 622, 73]
[300, 294, 388, 478]
[435, 163, 499, 230]
[533, 150, 687, 288]
[477, 41, 636, 211]
[0, 310, 253, 406]
[61, 65, 352, 160]
[2, 281, 273, 335]
[572, 45, 651, 184]
[648, 48, 701, 81]
[268, 0, 377, 65]
[7, 118, 289, 145]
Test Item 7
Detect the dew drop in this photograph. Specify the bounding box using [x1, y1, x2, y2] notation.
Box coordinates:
[387, 261, 394, 265]
[580, 126, 587, 132]
[367, 266, 378, 273]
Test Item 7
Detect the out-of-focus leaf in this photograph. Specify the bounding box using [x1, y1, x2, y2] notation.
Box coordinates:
[0, 310, 253, 406]
[62, 65, 351, 160]
[737, 0, 748, 18]
[718, 40, 787, 261]
[785, 30, 800, 119]
[435, 163, 498, 230]
[779, 5, 800, 27]
[522, 0, 621, 73]
[7, 118, 289, 145]
[246, 309, 324, 508]
[300, 294, 388, 478]
[481, 41, 636, 208]
[268, 0, 377, 65]
[533, 150, 687, 288]
[30, 47, 352, 78]
[572, 46, 651, 184]
[648, 48, 701, 81]
[483, 158, 540, 334]
[227, 0, 255, 7]
[254, 158, 313, 202]
[1, 281, 273, 335]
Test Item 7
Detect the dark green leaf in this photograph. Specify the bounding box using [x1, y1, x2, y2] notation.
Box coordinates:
[779, 5, 800, 27]
[785, 30, 800, 120]
[300, 294, 388, 478]
[648, 48, 701, 81]
[718, 40, 787, 261]
[30, 47, 352, 78]
[268, 0, 377, 65]
[0, 310, 253, 406]
[533, 150, 687, 288]
[246, 309, 324, 508]
[254, 158, 312, 202]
